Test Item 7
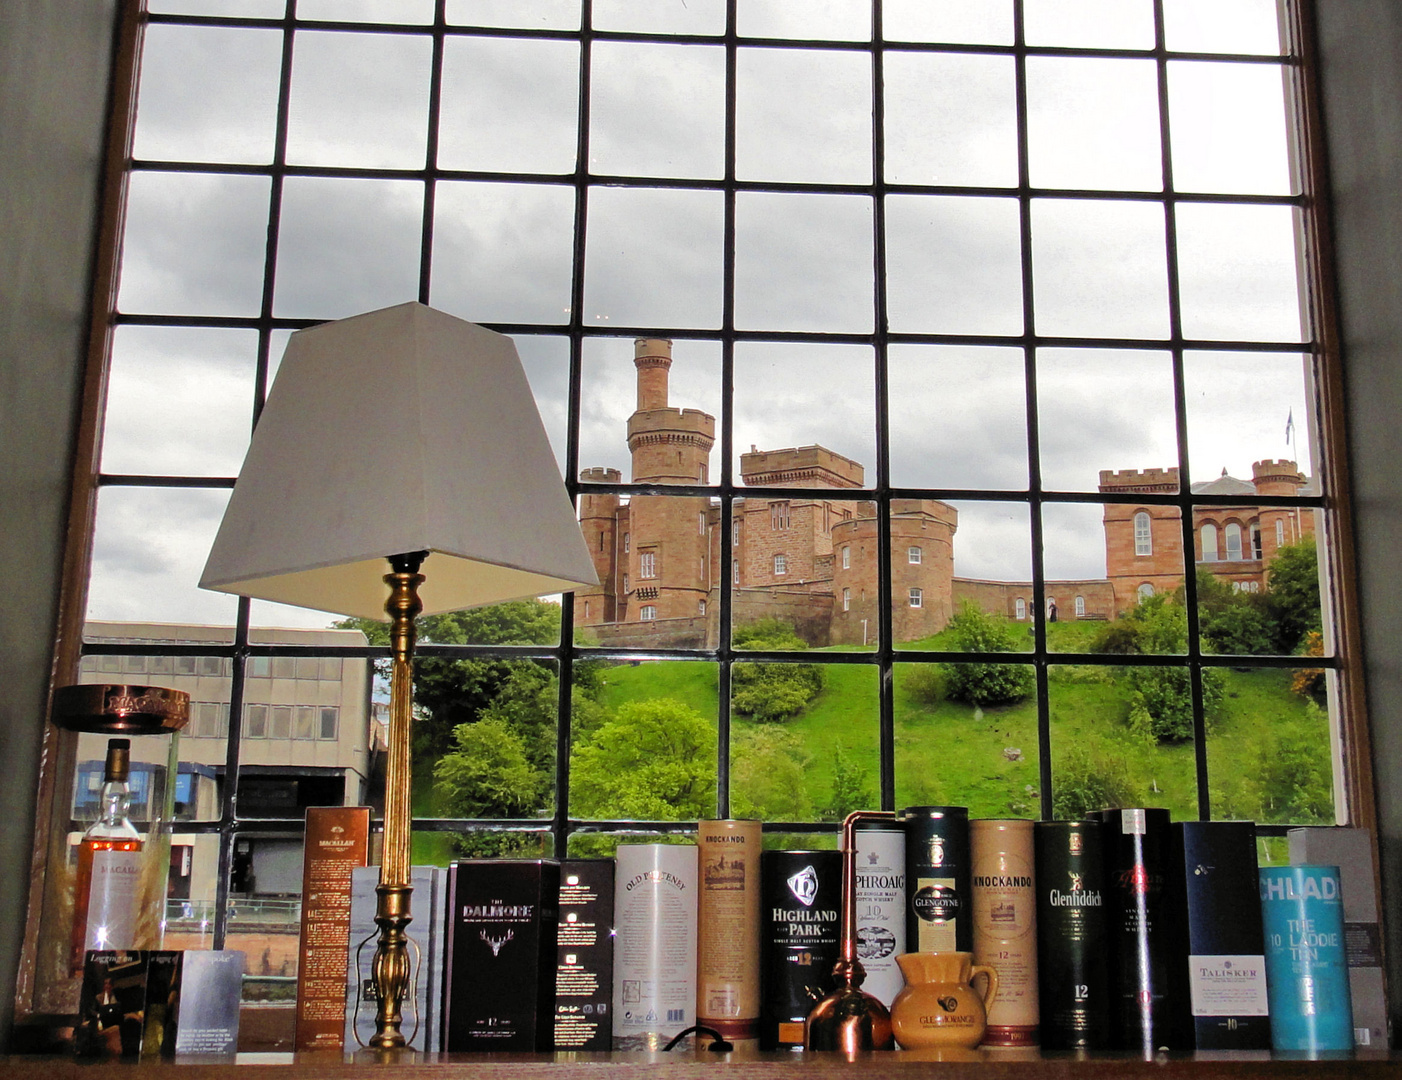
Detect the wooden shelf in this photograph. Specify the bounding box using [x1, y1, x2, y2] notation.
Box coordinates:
[4, 1049, 1398, 1079]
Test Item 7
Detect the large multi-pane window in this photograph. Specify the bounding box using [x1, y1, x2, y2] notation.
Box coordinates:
[34, 0, 1363, 1007]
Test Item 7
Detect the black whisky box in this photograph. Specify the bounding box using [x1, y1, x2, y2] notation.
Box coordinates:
[759, 850, 841, 1050]
[901, 805, 972, 953]
[444, 859, 560, 1051]
[1165, 821, 1271, 1049]
[553, 859, 615, 1050]
[1034, 820, 1110, 1051]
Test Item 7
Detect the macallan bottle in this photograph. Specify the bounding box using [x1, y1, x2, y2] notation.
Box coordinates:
[71, 738, 143, 973]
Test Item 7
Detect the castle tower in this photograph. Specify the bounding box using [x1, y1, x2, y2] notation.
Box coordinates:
[575, 467, 621, 625]
[1099, 467, 1185, 617]
[1252, 458, 1314, 565]
[624, 339, 716, 623]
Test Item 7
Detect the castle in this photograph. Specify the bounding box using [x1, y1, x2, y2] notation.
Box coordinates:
[573, 339, 1314, 648]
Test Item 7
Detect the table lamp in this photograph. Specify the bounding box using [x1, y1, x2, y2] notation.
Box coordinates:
[200, 301, 598, 1048]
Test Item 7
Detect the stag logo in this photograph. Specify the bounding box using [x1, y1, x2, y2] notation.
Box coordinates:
[1068, 871, 1084, 891]
[938, 996, 959, 1012]
[480, 929, 514, 957]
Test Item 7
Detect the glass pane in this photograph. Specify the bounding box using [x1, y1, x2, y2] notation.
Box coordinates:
[736, 47, 872, 185]
[148, 0, 283, 14]
[886, 195, 1022, 334]
[1175, 203, 1305, 342]
[164, 837, 220, 952]
[514, 334, 572, 475]
[888, 345, 1028, 491]
[1163, 0, 1283, 56]
[1168, 61, 1294, 195]
[285, 31, 431, 169]
[1182, 351, 1315, 485]
[1026, 57, 1162, 192]
[117, 171, 270, 317]
[88, 487, 237, 629]
[590, 41, 725, 180]
[1036, 348, 1178, 492]
[734, 342, 876, 483]
[733, 665, 878, 822]
[1207, 667, 1333, 823]
[571, 660, 718, 820]
[272, 177, 424, 319]
[447, 0, 581, 30]
[594, 0, 725, 34]
[935, 501, 1035, 650]
[583, 187, 724, 329]
[438, 36, 580, 174]
[134, 24, 282, 165]
[1040, 502, 1118, 652]
[884, 51, 1017, 188]
[1031, 198, 1170, 339]
[1023, 0, 1155, 49]
[883, 0, 1013, 46]
[297, 0, 435, 21]
[430, 181, 575, 325]
[735, 193, 874, 332]
[578, 336, 721, 485]
[102, 326, 256, 477]
[894, 662, 1040, 817]
[228, 834, 303, 1005]
[1049, 666, 1199, 819]
[739, 0, 871, 41]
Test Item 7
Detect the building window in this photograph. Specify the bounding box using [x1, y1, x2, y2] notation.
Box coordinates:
[320, 707, 338, 741]
[909, 588, 922, 608]
[1138, 583, 1156, 601]
[843, 588, 851, 612]
[771, 501, 791, 530]
[908, 546, 922, 564]
[774, 553, 787, 576]
[841, 546, 851, 570]
[1225, 523, 1244, 561]
[1074, 595, 1086, 617]
[1134, 512, 1153, 556]
[640, 605, 656, 622]
[1015, 598, 1026, 620]
[639, 551, 656, 578]
[1201, 523, 1219, 561]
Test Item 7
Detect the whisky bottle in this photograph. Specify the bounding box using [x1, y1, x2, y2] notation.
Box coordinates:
[71, 738, 143, 973]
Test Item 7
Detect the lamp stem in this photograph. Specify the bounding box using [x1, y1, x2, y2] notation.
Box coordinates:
[371, 551, 427, 1050]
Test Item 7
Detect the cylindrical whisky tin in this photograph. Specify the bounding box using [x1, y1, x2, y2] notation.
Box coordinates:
[759, 849, 841, 1050]
[900, 805, 971, 953]
[853, 821, 906, 1008]
[1095, 807, 1174, 1052]
[613, 843, 699, 1050]
[696, 820, 761, 1042]
[1259, 865, 1353, 1052]
[971, 818, 1038, 1046]
[1035, 820, 1109, 1050]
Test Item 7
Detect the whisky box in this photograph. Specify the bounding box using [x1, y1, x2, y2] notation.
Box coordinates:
[1095, 808, 1175, 1051]
[901, 805, 971, 953]
[1289, 826, 1390, 1048]
[696, 820, 761, 1043]
[971, 819, 1038, 1046]
[554, 859, 615, 1051]
[345, 866, 445, 1051]
[759, 849, 841, 1051]
[613, 843, 698, 1050]
[853, 821, 906, 1008]
[172, 950, 245, 1055]
[294, 806, 371, 1051]
[1166, 822, 1270, 1050]
[444, 859, 560, 1051]
[1034, 821, 1109, 1050]
[1260, 865, 1354, 1051]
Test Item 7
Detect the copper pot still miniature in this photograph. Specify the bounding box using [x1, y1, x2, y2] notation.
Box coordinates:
[803, 811, 897, 1052]
[890, 951, 1000, 1050]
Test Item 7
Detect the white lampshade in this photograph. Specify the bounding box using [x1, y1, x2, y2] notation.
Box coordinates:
[200, 302, 598, 620]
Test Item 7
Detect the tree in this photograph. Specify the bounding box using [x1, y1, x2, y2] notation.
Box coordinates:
[570, 698, 717, 820]
[433, 716, 546, 819]
[730, 619, 825, 721]
[1267, 537, 1322, 653]
[941, 603, 1035, 707]
[1190, 568, 1274, 655]
[729, 726, 813, 821]
[817, 746, 876, 822]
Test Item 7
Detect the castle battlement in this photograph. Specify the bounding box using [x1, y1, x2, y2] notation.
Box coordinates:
[741, 444, 864, 488]
[1099, 467, 1180, 485]
[580, 466, 621, 483]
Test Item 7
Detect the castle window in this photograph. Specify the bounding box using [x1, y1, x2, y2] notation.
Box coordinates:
[908, 546, 922, 564]
[699, 511, 706, 535]
[732, 520, 740, 545]
[699, 463, 708, 483]
[623, 532, 630, 553]
[1201, 522, 1219, 561]
[640, 605, 656, 622]
[1251, 524, 1263, 560]
[699, 600, 706, 616]
[1138, 582, 1156, 601]
[1075, 595, 1086, 617]
[584, 600, 590, 619]
[1225, 523, 1243, 561]
[733, 559, 739, 585]
[841, 545, 851, 570]
[1015, 597, 1026, 620]
[1134, 512, 1153, 556]
[1276, 518, 1285, 547]
[640, 551, 657, 578]
[623, 574, 630, 592]
[599, 531, 605, 552]
[771, 501, 791, 530]
[774, 553, 787, 575]
[909, 588, 922, 608]
[843, 588, 851, 611]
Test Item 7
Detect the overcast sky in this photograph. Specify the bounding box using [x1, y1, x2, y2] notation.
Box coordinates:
[89, 0, 1310, 629]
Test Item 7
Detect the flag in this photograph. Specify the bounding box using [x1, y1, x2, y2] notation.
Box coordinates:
[1285, 408, 1295, 446]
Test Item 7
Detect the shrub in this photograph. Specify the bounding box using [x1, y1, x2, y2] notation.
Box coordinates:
[941, 603, 1034, 707]
[1052, 745, 1137, 819]
[1125, 665, 1225, 743]
[730, 619, 825, 721]
[901, 664, 947, 707]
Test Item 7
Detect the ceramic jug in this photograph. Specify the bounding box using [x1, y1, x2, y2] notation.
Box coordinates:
[890, 951, 999, 1050]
